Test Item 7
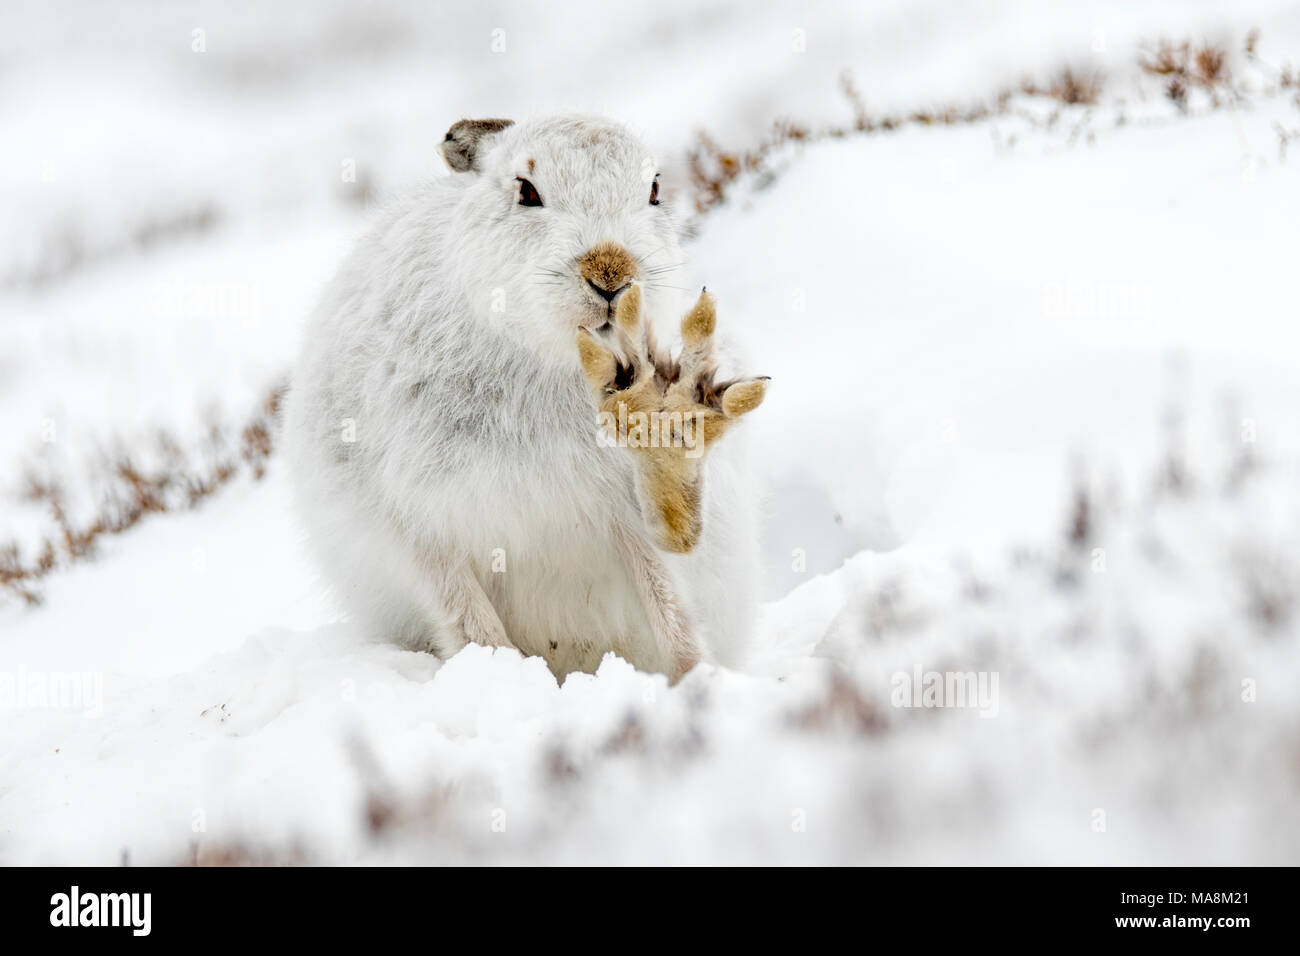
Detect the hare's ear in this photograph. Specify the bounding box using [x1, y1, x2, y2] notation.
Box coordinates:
[440, 118, 514, 173]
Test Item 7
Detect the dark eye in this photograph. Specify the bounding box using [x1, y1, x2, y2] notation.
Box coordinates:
[649, 175, 660, 206]
[516, 177, 543, 207]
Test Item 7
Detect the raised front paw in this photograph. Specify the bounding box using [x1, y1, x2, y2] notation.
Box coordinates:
[576, 283, 767, 552]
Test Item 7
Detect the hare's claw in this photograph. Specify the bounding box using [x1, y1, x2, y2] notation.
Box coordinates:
[577, 284, 768, 432]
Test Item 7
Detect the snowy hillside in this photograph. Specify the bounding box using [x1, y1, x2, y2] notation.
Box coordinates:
[3, 1, 1300, 864]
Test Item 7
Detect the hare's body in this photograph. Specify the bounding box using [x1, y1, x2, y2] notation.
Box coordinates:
[284, 115, 762, 678]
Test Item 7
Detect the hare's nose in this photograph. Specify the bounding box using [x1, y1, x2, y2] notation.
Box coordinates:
[588, 279, 629, 303]
[577, 240, 638, 300]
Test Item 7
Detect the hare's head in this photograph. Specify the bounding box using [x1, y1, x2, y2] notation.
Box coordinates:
[440, 114, 684, 365]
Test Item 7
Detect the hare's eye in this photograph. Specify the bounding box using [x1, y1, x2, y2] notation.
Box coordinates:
[516, 177, 543, 207]
[649, 175, 660, 206]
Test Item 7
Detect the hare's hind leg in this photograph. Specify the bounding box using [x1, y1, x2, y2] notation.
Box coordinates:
[309, 504, 513, 658]
[413, 545, 516, 655]
[615, 523, 699, 681]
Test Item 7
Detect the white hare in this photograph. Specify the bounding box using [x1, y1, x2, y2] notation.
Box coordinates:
[283, 114, 766, 680]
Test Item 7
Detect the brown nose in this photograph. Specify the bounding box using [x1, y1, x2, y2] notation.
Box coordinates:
[577, 241, 638, 297]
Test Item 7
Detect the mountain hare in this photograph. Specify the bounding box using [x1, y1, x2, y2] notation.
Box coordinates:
[283, 114, 767, 680]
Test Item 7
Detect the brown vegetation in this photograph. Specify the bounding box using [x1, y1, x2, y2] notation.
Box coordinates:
[685, 31, 1295, 215]
[0, 384, 284, 606]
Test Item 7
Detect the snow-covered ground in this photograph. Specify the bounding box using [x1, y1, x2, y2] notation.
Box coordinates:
[3, 1, 1300, 864]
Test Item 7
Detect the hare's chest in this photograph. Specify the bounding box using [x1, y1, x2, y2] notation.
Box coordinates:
[459, 447, 656, 673]
[458, 433, 635, 547]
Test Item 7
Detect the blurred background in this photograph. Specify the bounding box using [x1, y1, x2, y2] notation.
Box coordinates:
[2, 1, 1300, 864]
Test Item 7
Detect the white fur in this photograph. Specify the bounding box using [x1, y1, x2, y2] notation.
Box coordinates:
[283, 114, 760, 678]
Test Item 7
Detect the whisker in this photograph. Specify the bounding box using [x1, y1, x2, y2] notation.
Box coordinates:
[635, 244, 669, 266]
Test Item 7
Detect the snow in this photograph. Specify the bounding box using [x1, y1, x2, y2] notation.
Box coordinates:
[3, 1, 1300, 864]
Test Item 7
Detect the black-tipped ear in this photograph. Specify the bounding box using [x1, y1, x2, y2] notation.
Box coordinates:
[439, 118, 513, 173]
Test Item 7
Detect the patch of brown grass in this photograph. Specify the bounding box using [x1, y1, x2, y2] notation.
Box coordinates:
[685, 31, 1282, 215]
[684, 72, 996, 216]
[1022, 66, 1105, 106]
[0, 384, 285, 606]
[1139, 39, 1236, 109]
